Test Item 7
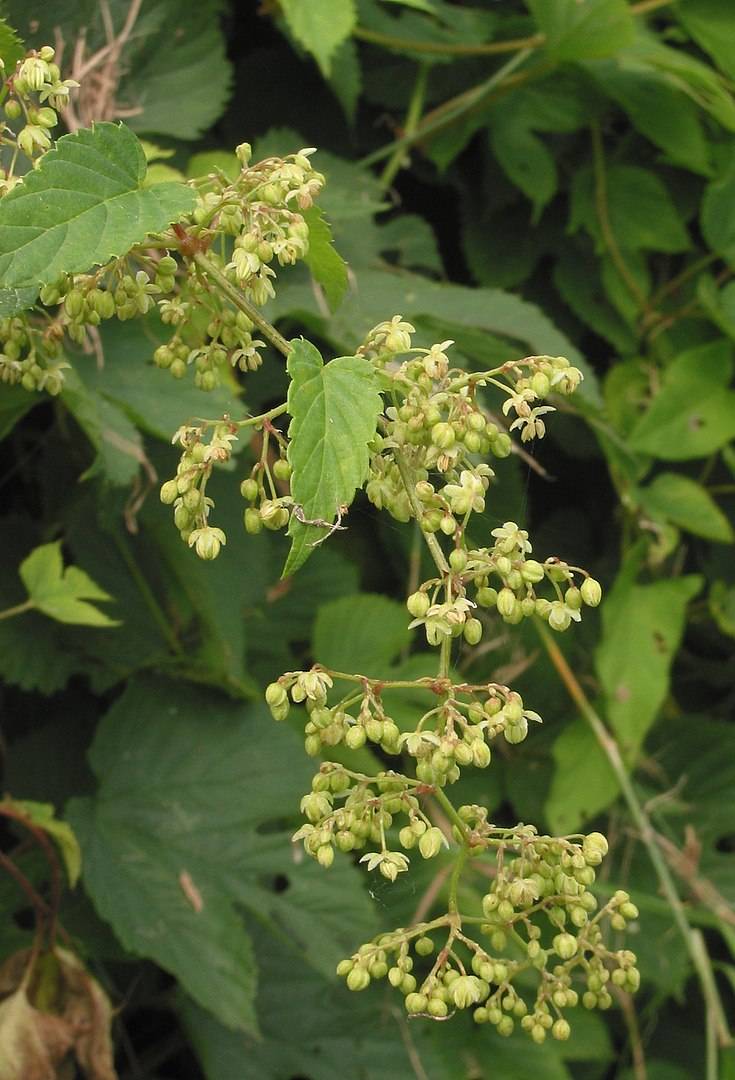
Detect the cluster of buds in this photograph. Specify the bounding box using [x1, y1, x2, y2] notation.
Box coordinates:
[0, 45, 78, 189]
[358, 326, 583, 525]
[405, 520, 603, 645]
[0, 315, 68, 394]
[266, 668, 543, 787]
[190, 143, 323, 307]
[290, 763, 446, 876]
[156, 289, 266, 389]
[159, 420, 239, 558]
[337, 821, 639, 1040]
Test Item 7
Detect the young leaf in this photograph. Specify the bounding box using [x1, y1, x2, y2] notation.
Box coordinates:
[528, 0, 635, 61]
[1, 798, 81, 887]
[279, 0, 356, 77]
[303, 206, 349, 311]
[284, 339, 382, 577]
[0, 122, 196, 289]
[19, 542, 119, 627]
[596, 572, 702, 757]
[638, 472, 734, 544]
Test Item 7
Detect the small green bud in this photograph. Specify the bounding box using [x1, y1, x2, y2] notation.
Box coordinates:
[449, 548, 467, 572]
[244, 507, 263, 534]
[415, 936, 434, 957]
[580, 577, 602, 607]
[405, 992, 428, 1014]
[418, 826, 443, 859]
[463, 618, 482, 645]
[497, 588, 516, 618]
[240, 478, 259, 501]
[553, 933, 577, 960]
[406, 591, 430, 618]
[346, 967, 370, 992]
[160, 479, 179, 504]
[431, 422, 455, 449]
[273, 458, 292, 481]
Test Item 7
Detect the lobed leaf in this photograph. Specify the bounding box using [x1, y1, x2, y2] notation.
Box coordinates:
[284, 339, 382, 577]
[0, 122, 196, 289]
[19, 541, 118, 627]
[279, 0, 356, 76]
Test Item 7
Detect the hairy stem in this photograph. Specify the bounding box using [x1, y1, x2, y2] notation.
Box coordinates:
[380, 62, 430, 191]
[191, 251, 291, 358]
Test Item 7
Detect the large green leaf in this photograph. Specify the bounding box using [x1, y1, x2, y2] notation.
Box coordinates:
[284, 338, 382, 576]
[489, 104, 557, 220]
[569, 165, 689, 254]
[67, 679, 376, 1031]
[528, 0, 635, 61]
[628, 340, 735, 459]
[596, 572, 702, 757]
[19, 541, 118, 627]
[0, 122, 195, 289]
[312, 593, 411, 675]
[279, 0, 356, 76]
[638, 472, 734, 544]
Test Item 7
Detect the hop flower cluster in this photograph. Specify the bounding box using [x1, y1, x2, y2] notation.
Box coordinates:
[336, 822, 639, 1040]
[191, 144, 323, 307]
[0, 45, 78, 188]
[267, 669, 543, 787]
[159, 421, 239, 557]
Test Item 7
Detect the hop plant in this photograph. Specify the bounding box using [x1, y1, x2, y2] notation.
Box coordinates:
[260, 322, 636, 1044]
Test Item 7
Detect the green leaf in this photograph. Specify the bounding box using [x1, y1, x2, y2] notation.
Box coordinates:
[628, 340, 735, 459]
[527, 0, 635, 61]
[545, 720, 619, 834]
[702, 153, 735, 265]
[328, 36, 362, 122]
[67, 678, 376, 1031]
[1, 798, 81, 888]
[638, 472, 734, 544]
[62, 369, 147, 488]
[0, 122, 196, 289]
[596, 571, 702, 756]
[312, 594, 411, 675]
[0, 15, 24, 69]
[678, 0, 735, 81]
[19, 541, 119, 627]
[0, 284, 38, 317]
[284, 339, 382, 576]
[553, 246, 636, 355]
[279, 0, 357, 76]
[124, 0, 233, 140]
[590, 61, 712, 176]
[303, 206, 349, 312]
[75, 318, 241, 444]
[709, 580, 735, 638]
[569, 165, 689, 254]
[489, 105, 557, 220]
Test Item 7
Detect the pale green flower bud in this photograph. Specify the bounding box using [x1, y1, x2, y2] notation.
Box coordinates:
[553, 933, 577, 960]
[580, 577, 603, 607]
[451, 975, 484, 1009]
[496, 587, 516, 618]
[407, 591, 430, 618]
[346, 966, 370, 991]
[418, 826, 444, 859]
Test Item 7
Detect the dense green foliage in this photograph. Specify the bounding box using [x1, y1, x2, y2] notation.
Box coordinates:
[1, 2, 734, 1078]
